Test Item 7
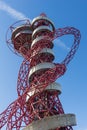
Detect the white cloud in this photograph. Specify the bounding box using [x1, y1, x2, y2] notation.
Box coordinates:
[54, 39, 70, 51]
[0, 1, 31, 21]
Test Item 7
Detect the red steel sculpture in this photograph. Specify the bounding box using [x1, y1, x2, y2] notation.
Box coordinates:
[0, 13, 81, 130]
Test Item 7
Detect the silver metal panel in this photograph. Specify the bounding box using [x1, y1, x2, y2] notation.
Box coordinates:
[31, 16, 55, 31]
[14, 30, 32, 39]
[31, 48, 54, 58]
[45, 82, 61, 94]
[26, 82, 62, 102]
[31, 36, 53, 48]
[40, 48, 54, 54]
[12, 25, 32, 39]
[29, 62, 55, 78]
[32, 26, 52, 39]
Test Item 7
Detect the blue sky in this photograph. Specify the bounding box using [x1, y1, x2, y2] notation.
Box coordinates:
[0, 0, 87, 130]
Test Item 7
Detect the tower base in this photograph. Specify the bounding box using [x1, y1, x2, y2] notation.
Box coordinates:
[23, 114, 76, 130]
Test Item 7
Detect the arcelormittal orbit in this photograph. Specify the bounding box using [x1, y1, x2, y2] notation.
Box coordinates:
[0, 13, 81, 130]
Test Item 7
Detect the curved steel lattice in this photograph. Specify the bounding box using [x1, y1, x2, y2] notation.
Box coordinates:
[0, 14, 81, 130]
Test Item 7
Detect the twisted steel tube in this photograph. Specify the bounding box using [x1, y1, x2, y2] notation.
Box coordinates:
[0, 14, 81, 130]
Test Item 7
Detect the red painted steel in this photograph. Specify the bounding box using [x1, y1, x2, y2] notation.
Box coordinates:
[0, 14, 81, 130]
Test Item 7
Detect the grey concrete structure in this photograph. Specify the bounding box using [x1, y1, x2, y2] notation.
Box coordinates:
[23, 114, 76, 130]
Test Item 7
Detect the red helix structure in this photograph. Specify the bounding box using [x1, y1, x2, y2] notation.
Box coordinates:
[0, 13, 81, 130]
